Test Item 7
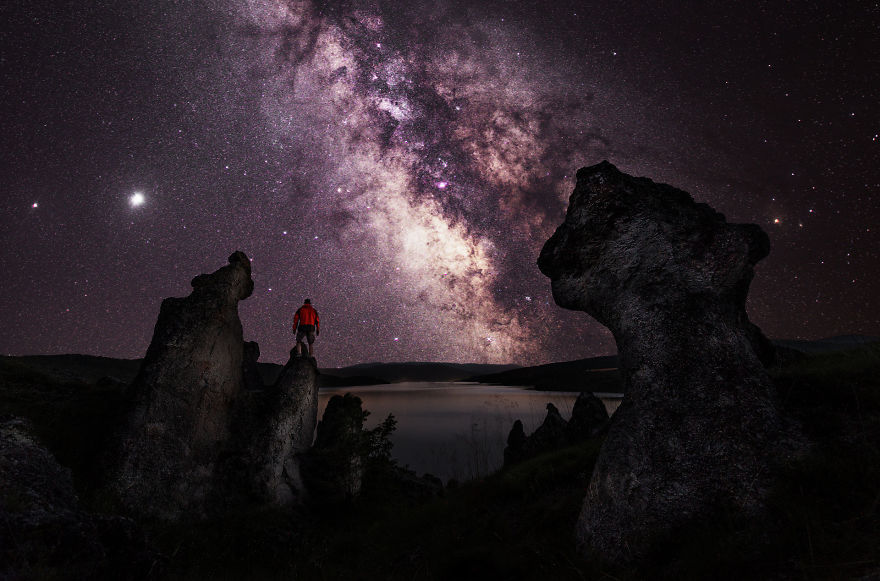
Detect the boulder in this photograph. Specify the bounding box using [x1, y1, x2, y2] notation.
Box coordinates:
[0, 417, 151, 580]
[538, 161, 791, 563]
[105, 252, 318, 519]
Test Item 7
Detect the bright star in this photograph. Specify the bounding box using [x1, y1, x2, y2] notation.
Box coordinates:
[435, 181, 448, 189]
[130, 192, 145, 207]
[31, 202, 38, 208]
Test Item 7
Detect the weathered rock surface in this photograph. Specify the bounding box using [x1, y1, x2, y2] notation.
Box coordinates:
[234, 351, 319, 505]
[1, 417, 152, 580]
[538, 161, 791, 563]
[503, 394, 609, 467]
[105, 252, 318, 519]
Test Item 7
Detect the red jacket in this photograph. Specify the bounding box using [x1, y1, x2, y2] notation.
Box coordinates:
[293, 304, 319, 331]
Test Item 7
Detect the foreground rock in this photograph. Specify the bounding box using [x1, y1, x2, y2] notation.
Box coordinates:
[105, 252, 318, 519]
[538, 162, 792, 564]
[1, 417, 152, 580]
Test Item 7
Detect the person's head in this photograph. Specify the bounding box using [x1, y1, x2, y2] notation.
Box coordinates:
[304, 298, 311, 304]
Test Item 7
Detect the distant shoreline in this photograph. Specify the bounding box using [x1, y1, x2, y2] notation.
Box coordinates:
[4, 335, 877, 391]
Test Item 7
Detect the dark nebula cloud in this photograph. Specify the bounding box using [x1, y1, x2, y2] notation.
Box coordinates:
[2, 0, 878, 366]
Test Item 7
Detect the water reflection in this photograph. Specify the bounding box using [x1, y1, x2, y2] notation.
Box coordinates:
[318, 382, 621, 482]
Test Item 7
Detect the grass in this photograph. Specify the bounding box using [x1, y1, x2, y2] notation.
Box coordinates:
[2, 345, 879, 579]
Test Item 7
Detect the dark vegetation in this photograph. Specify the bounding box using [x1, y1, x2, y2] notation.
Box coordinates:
[1, 342, 878, 579]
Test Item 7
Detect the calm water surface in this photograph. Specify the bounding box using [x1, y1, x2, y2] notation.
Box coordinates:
[318, 382, 621, 482]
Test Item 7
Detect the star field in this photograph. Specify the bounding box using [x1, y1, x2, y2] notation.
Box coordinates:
[1, 0, 878, 366]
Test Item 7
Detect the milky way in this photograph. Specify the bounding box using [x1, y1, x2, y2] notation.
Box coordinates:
[2, 0, 878, 366]
[231, 0, 607, 362]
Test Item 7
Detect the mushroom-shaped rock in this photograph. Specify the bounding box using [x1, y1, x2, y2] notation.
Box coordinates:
[538, 162, 788, 563]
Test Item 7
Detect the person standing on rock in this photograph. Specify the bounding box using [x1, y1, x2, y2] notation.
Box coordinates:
[293, 298, 320, 357]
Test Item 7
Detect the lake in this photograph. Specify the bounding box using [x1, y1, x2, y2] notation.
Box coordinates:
[318, 382, 621, 482]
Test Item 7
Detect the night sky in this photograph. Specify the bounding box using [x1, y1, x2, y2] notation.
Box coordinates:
[2, 1, 878, 367]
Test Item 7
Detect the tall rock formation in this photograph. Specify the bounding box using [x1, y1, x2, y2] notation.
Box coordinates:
[234, 350, 319, 505]
[106, 252, 318, 519]
[538, 162, 790, 563]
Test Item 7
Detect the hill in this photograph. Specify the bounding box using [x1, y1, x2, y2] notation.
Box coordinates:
[773, 334, 880, 353]
[467, 335, 880, 392]
[14, 354, 142, 384]
[469, 355, 621, 392]
[321, 361, 520, 383]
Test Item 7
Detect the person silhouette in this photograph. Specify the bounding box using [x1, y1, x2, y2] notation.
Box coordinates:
[292, 298, 320, 357]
